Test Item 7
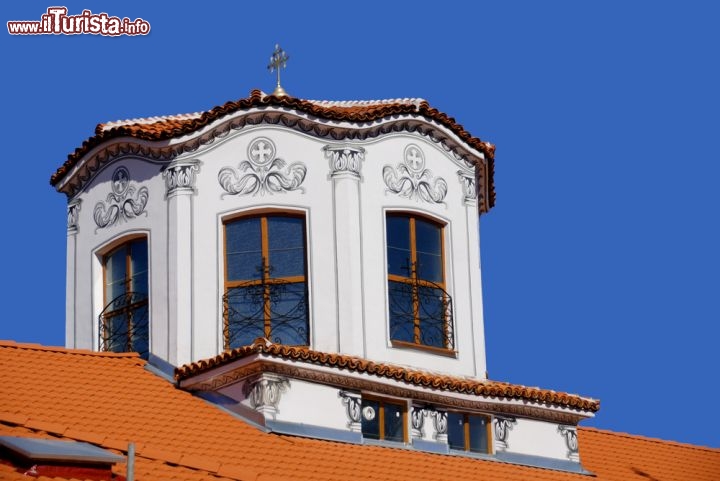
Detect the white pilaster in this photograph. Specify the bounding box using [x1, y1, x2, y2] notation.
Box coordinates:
[163, 159, 200, 365]
[326, 145, 366, 356]
[65, 199, 81, 348]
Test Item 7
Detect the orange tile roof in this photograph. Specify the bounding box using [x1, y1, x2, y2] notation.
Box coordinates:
[1, 340, 718, 481]
[49, 89, 496, 210]
[176, 338, 600, 412]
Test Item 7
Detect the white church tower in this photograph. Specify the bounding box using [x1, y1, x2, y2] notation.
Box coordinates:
[54, 46, 597, 473]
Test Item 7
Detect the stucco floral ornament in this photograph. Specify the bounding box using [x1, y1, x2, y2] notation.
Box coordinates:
[93, 166, 149, 230]
[383, 144, 447, 204]
[218, 137, 306, 197]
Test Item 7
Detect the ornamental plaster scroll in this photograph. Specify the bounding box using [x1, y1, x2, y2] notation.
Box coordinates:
[338, 391, 362, 432]
[242, 373, 290, 419]
[67, 199, 81, 234]
[383, 144, 447, 204]
[410, 405, 428, 439]
[430, 410, 448, 443]
[163, 159, 200, 197]
[93, 167, 149, 231]
[493, 416, 517, 451]
[558, 425, 580, 462]
[323, 145, 365, 178]
[184, 361, 591, 425]
[457, 171, 477, 204]
[218, 137, 306, 197]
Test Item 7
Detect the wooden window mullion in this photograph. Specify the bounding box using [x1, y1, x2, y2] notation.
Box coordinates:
[379, 402, 385, 440]
[409, 218, 421, 344]
[260, 216, 271, 338]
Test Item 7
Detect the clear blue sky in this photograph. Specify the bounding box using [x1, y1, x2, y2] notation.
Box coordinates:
[2, 2, 718, 448]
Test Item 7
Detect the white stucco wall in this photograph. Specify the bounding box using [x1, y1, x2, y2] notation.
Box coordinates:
[65, 116, 488, 376]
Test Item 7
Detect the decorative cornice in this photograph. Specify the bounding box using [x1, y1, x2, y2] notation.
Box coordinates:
[218, 137, 306, 197]
[383, 144, 448, 205]
[51, 90, 495, 213]
[163, 159, 200, 197]
[93, 166, 149, 231]
[324, 145, 365, 179]
[176, 340, 599, 416]
[67, 198, 81, 234]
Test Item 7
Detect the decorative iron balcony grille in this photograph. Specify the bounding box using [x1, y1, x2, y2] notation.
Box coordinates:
[388, 278, 454, 350]
[223, 278, 309, 349]
[98, 291, 149, 359]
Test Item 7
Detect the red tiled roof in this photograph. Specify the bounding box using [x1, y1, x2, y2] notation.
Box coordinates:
[2, 341, 719, 481]
[49, 90, 496, 209]
[176, 339, 600, 412]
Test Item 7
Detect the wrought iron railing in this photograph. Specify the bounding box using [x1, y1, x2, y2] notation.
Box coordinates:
[223, 278, 309, 349]
[388, 278, 454, 350]
[98, 291, 149, 359]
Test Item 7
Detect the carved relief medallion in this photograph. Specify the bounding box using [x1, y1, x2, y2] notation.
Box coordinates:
[383, 144, 447, 204]
[93, 167, 149, 230]
[218, 137, 306, 197]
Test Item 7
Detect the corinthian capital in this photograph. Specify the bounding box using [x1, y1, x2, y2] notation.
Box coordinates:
[324, 145, 365, 178]
[163, 159, 200, 197]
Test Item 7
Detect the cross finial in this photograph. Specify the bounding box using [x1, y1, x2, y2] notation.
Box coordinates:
[267, 44, 289, 97]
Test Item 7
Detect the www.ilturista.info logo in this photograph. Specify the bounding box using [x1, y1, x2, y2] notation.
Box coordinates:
[7, 7, 150, 36]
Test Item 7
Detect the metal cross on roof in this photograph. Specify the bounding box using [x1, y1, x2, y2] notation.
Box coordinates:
[267, 44, 289, 97]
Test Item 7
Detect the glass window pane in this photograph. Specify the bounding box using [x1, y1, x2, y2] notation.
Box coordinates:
[448, 412, 465, 450]
[106, 248, 127, 286]
[416, 252, 442, 282]
[106, 280, 126, 302]
[268, 217, 306, 278]
[383, 403, 404, 442]
[415, 218, 441, 255]
[418, 286, 447, 348]
[361, 399, 380, 440]
[268, 282, 308, 345]
[225, 286, 265, 348]
[130, 239, 148, 275]
[415, 219, 442, 282]
[129, 304, 149, 359]
[388, 247, 412, 277]
[388, 281, 414, 343]
[468, 415, 488, 453]
[226, 219, 262, 280]
[387, 216, 410, 276]
[106, 313, 128, 353]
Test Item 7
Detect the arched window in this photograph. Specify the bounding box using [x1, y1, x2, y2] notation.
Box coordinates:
[223, 214, 309, 349]
[99, 237, 149, 358]
[386, 213, 453, 351]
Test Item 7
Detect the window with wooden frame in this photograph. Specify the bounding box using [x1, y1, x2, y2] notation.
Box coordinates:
[223, 214, 309, 349]
[361, 397, 406, 443]
[386, 213, 453, 351]
[99, 238, 149, 359]
[447, 412, 490, 453]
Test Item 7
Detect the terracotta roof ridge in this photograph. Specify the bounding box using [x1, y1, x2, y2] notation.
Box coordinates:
[99, 111, 204, 131]
[0, 340, 142, 360]
[176, 339, 599, 412]
[302, 97, 426, 108]
[579, 426, 720, 452]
